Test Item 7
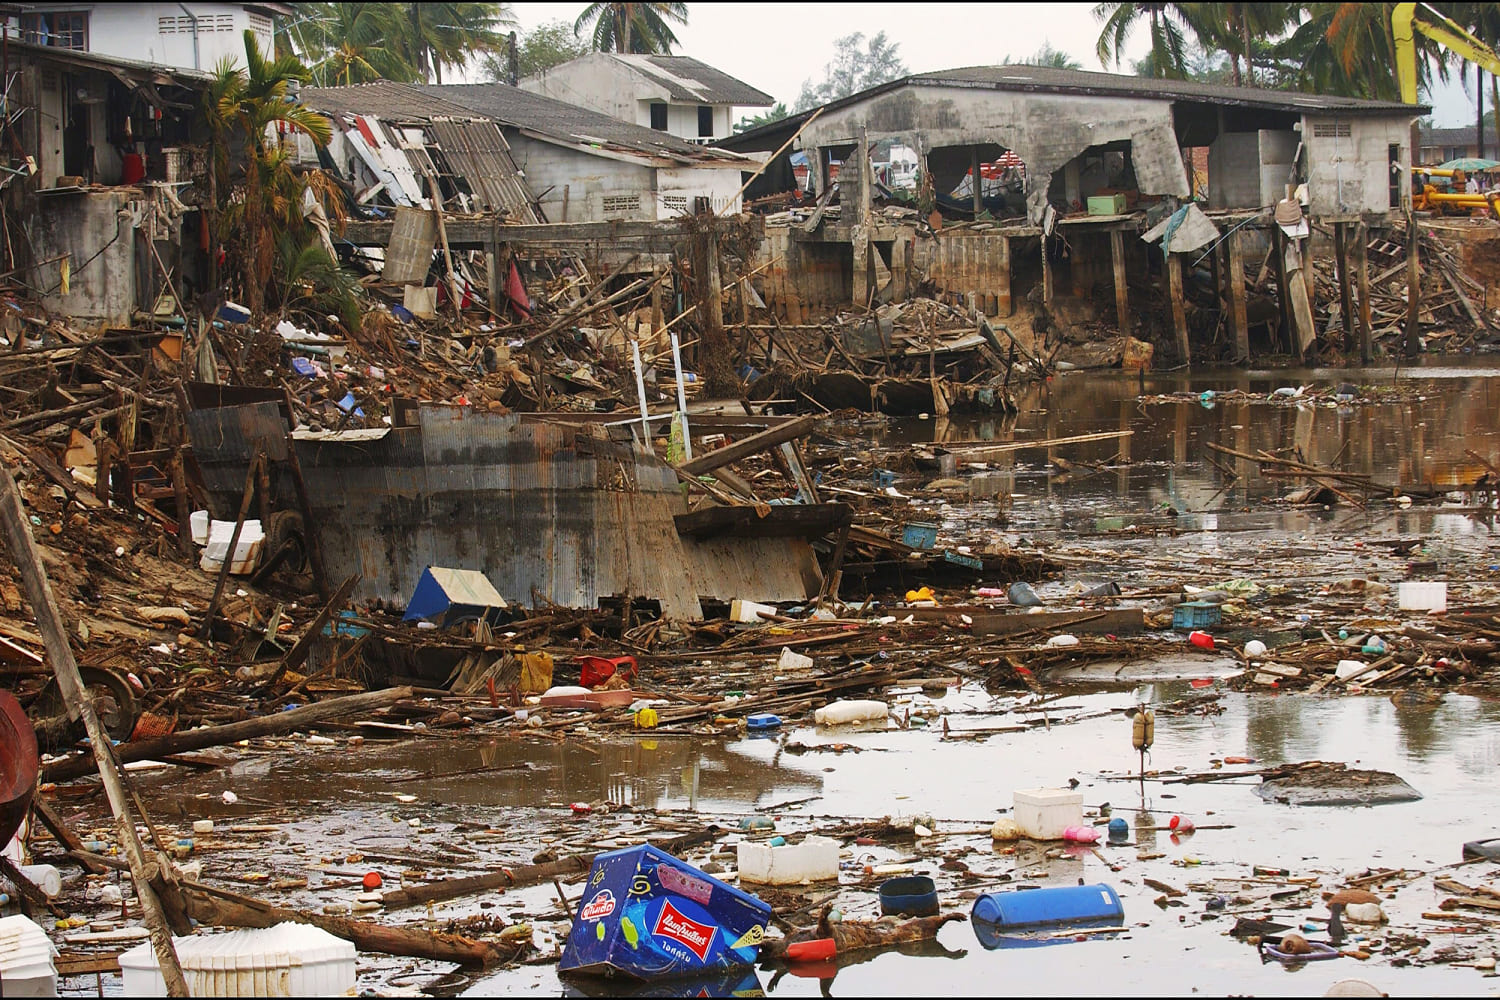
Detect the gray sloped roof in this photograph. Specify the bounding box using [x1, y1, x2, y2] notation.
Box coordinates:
[908, 65, 1424, 115]
[301, 80, 483, 121]
[718, 64, 1425, 151]
[609, 54, 774, 106]
[1418, 126, 1480, 145]
[414, 83, 747, 165]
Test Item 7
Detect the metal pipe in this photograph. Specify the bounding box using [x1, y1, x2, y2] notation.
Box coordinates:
[177, 4, 200, 70]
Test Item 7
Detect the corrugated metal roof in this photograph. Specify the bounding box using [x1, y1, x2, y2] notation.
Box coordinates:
[416, 83, 749, 166]
[302, 81, 480, 121]
[425, 119, 542, 223]
[611, 54, 774, 107]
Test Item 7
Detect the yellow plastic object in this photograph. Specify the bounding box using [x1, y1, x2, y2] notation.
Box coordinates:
[905, 586, 936, 603]
[634, 707, 659, 729]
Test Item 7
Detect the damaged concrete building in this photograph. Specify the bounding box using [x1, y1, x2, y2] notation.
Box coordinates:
[1, 40, 211, 325]
[719, 65, 1425, 365]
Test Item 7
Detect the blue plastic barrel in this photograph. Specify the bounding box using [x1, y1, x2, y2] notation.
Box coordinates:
[971, 884, 1123, 929]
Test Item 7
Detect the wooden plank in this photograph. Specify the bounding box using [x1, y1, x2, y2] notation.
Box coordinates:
[1334, 222, 1354, 353]
[939, 429, 1132, 462]
[905, 606, 1145, 636]
[678, 414, 818, 476]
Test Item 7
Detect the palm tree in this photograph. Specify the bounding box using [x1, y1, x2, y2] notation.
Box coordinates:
[1004, 42, 1084, 70]
[297, 3, 416, 86]
[392, 3, 515, 84]
[574, 3, 689, 54]
[1094, 2, 1217, 79]
[208, 30, 332, 314]
[1204, 3, 1295, 86]
[1275, 3, 1456, 101]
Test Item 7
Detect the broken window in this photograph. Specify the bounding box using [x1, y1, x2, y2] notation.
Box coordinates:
[649, 103, 668, 131]
[21, 11, 88, 50]
[698, 105, 714, 138]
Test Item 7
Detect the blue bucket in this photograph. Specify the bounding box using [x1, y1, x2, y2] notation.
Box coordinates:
[879, 875, 939, 917]
[971, 884, 1123, 930]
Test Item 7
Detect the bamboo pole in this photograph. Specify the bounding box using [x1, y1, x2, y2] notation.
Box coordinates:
[0, 462, 190, 996]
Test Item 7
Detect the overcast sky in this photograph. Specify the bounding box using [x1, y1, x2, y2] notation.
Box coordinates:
[508, 2, 1481, 128]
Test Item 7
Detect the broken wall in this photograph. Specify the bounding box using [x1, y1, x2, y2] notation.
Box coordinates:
[797, 85, 1190, 225]
[27, 187, 141, 325]
[760, 227, 852, 321]
[1303, 114, 1412, 216]
[506, 133, 656, 222]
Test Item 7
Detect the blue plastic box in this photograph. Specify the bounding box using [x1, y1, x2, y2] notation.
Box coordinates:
[1172, 601, 1222, 630]
[745, 713, 782, 731]
[903, 522, 939, 549]
[559, 845, 771, 980]
[971, 883, 1123, 930]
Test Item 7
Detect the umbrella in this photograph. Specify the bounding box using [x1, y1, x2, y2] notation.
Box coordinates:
[1437, 157, 1500, 172]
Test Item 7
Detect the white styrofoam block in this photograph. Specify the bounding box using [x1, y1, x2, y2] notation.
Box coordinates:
[730, 599, 776, 624]
[737, 835, 840, 885]
[190, 510, 211, 546]
[118, 922, 356, 997]
[1398, 581, 1447, 613]
[1012, 787, 1084, 840]
[0, 914, 58, 997]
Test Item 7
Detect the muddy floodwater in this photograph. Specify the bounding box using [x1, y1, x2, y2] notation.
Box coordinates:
[100, 363, 1500, 997]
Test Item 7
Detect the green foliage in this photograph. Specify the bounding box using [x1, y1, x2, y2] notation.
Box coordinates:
[734, 102, 790, 134]
[794, 32, 907, 112]
[287, 3, 515, 84]
[1002, 43, 1084, 70]
[275, 235, 363, 332]
[574, 3, 688, 54]
[480, 19, 590, 81]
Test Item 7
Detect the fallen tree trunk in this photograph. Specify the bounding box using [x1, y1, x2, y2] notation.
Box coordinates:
[380, 829, 718, 910]
[43, 687, 415, 783]
[181, 879, 520, 966]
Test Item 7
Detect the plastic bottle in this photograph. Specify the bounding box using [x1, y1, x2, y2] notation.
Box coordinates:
[1063, 825, 1099, 843]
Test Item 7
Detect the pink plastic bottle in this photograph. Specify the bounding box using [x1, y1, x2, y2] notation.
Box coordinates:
[1063, 825, 1100, 843]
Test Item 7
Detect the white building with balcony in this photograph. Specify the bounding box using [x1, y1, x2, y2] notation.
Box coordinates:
[519, 52, 773, 145]
[7, 3, 289, 72]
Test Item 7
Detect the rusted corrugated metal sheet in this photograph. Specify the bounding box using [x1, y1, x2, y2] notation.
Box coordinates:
[427, 118, 542, 224]
[185, 403, 821, 619]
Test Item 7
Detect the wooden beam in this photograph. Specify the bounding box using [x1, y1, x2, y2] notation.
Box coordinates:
[1166, 251, 1190, 365]
[1227, 229, 1249, 362]
[1334, 222, 1354, 354]
[678, 414, 818, 476]
[1110, 229, 1129, 336]
[342, 217, 697, 249]
[905, 606, 1144, 637]
[42, 687, 415, 783]
[940, 429, 1132, 462]
[1354, 221, 1373, 363]
[1405, 208, 1422, 357]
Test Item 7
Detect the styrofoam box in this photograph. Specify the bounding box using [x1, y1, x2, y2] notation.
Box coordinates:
[1012, 788, 1084, 840]
[737, 835, 840, 885]
[0, 914, 58, 998]
[118, 922, 356, 997]
[1398, 581, 1447, 613]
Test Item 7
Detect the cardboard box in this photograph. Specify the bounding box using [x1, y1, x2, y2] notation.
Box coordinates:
[559, 846, 770, 980]
[1087, 193, 1128, 216]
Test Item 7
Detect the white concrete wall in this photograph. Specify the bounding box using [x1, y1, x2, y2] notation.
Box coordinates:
[508, 134, 658, 222]
[798, 84, 1190, 224]
[1303, 114, 1413, 216]
[522, 53, 735, 141]
[523, 53, 648, 127]
[655, 164, 743, 216]
[17, 3, 273, 71]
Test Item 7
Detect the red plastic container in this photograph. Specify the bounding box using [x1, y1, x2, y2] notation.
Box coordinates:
[785, 938, 836, 962]
[576, 655, 638, 688]
[1188, 630, 1215, 650]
